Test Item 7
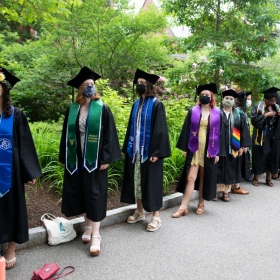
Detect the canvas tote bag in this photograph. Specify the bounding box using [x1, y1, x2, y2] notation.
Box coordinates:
[41, 213, 77, 245]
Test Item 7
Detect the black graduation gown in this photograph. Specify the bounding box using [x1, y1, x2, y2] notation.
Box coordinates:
[59, 104, 121, 222]
[0, 108, 42, 244]
[251, 104, 280, 175]
[120, 98, 171, 212]
[176, 108, 221, 201]
[217, 109, 252, 185]
[240, 111, 251, 180]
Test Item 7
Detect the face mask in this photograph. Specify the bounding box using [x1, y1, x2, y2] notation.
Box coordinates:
[199, 96, 211, 105]
[246, 100, 252, 107]
[82, 86, 96, 98]
[223, 99, 234, 108]
[136, 84, 146, 95]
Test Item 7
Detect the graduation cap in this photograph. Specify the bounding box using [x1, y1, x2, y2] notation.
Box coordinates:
[221, 89, 239, 98]
[196, 83, 218, 95]
[133, 68, 160, 85]
[261, 87, 279, 99]
[0, 66, 20, 89]
[237, 91, 252, 98]
[67, 66, 101, 89]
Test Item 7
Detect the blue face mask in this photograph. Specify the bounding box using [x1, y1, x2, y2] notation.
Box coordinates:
[82, 86, 96, 98]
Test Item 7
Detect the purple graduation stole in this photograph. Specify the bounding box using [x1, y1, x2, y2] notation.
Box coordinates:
[188, 105, 220, 157]
[0, 107, 14, 197]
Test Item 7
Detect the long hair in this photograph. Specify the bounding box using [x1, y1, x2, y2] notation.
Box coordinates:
[234, 97, 245, 112]
[1, 83, 12, 117]
[196, 91, 217, 107]
[137, 80, 156, 97]
[75, 81, 100, 105]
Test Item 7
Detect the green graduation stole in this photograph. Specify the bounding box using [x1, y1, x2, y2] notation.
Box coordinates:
[66, 100, 103, 174]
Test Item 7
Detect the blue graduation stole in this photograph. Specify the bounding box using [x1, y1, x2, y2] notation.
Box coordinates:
[0, 107, 14, 197]
[127, 97, 156, 163]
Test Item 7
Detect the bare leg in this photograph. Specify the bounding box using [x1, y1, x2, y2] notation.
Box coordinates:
[180, 165, 199, 207]
[5, 242, 16, 268]
[198, 166, 204, 207]
[172, 165, 199, 218]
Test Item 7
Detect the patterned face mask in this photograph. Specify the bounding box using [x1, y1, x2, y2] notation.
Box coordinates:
[223, 99, 234, 108]
[82, 86, 96, 98]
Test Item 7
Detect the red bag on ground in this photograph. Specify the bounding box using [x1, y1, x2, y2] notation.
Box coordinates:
[31, 263, 74, 280]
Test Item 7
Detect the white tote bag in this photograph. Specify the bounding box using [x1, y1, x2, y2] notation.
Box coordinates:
[41, 213, 77, 245]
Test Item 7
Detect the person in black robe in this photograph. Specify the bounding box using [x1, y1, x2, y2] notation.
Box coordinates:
[216, 89, 252, 202]
[251, 87, 280, 187]
[173, 83, 221, 217]
[230, 91, 253, 194]
[121, 69, 171, 232]
[0, 67, 42, 269]
[59, 67, 121, 256]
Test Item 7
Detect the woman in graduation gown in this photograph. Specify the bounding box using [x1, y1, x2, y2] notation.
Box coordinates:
[121, 69, 171, 232]
[59, 66, 121, 256]
[216, 89, 252, 202]
[172, 83, 220, 217]
[251, 87, 280, 187]
[0, 67, 42, 268]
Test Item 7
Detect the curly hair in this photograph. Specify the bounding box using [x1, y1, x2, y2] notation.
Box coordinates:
[196, 91, 217, 107]
[75, 81, 100, 104]
[0, 83, 12, 117]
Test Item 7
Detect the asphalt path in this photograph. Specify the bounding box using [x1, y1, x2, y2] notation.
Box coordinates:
[6, 174, 280, 280]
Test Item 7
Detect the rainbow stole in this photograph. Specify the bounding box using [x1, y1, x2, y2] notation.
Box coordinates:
[230, 108, 242, 158]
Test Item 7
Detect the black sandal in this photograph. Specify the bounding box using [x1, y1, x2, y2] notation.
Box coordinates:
[222, 193, 230, 202]
[266, 179, 274, 187]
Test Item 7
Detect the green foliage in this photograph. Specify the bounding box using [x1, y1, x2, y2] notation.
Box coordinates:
[162, 0, 280, 92]
[1, 0, 82, 24]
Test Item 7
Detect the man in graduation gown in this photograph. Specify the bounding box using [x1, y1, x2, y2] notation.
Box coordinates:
[216, 89, 252, 201]
[59, 66, 121, 256]
[251, 87, 280, 186]
[121, 69, 171, 232]
[0, 67, 42, 268]
[231, 91, 253, 192]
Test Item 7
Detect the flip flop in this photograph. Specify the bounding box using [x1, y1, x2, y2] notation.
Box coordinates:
[6, 257, 16, 269]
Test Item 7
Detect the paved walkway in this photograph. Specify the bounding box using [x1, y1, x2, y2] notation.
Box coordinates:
[6, 175, 280, 280]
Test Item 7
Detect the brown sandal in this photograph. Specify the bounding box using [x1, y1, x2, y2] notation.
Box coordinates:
[271, 175, 280, 181]
[266, 179, 274, 187]
[252, 179, 259, 186]
[222, 193, 230, 202]
[172, 208, 188, 218]
[212, 195, 218, 201]
[196, 204, 205, 215]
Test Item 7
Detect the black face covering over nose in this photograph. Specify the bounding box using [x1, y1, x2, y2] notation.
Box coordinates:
[136, 84, 146, 95]
[199, 96, 210, 104]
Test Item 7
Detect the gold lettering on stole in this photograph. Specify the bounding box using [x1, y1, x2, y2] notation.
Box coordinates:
[88, 134, 98, 143]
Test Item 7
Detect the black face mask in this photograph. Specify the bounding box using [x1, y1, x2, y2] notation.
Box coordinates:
[136, 84, 146, 95]
[199, 96, 211, 104]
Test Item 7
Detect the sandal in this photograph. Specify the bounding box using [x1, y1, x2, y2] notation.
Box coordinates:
[266, 179, 274, 187]
[222, 193, 230, 202]
[90, 236, 101, 256]
[252, 179, 259, 186]
[172, 208, 188, 218]
[212, 195, 218, 201]
[271, 175, 280, 181]
[127, 209, 145, 224]
[82, 226, 92, 244]
[5, 257, 16, 269]
[147, 216, 161, 232]
[196, 204, 205, 215]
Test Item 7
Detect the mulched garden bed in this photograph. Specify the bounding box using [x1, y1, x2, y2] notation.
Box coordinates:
[25, 183, 177, 229]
